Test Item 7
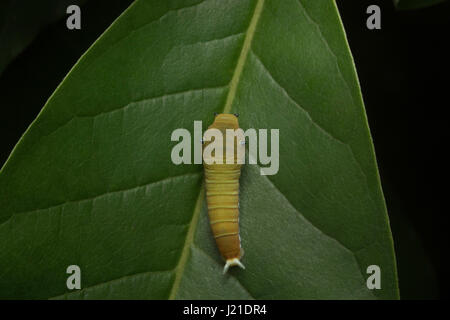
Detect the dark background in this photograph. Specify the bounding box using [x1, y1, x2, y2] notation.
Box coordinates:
[0, 0, 448, 299]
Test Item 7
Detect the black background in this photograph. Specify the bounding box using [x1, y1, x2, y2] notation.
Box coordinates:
[0, 0, 448, 299]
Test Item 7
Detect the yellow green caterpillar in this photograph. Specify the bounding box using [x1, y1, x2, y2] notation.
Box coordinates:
[203, 113, 245, 274]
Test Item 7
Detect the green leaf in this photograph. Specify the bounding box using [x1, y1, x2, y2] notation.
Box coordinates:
[394, 0, 447, 10]
[0, 0, 87, 75]
[0, 0, 398, 299]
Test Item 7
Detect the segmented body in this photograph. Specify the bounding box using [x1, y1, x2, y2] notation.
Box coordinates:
[203, 114, 244, 273]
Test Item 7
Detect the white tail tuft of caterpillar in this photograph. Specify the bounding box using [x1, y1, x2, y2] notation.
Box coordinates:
[223, 258, 245, 274]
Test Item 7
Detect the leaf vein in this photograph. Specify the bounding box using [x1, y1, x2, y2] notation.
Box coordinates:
[168, 182, 205, 299]
[261, 172, 375, 297]
[49, 269, 173, 300]
[222, 0, 265, 114]
[1, 171, 201, 227]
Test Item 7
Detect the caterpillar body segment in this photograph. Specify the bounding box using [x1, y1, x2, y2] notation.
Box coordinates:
[203, 114, 245, 273]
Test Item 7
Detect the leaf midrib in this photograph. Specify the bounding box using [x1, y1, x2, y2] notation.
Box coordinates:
[167, 0, 265, 300]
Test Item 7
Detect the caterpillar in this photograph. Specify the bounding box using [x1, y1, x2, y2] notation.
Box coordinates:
[203, 113, 245, 274]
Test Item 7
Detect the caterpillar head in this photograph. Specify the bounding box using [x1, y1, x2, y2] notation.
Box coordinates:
[212, 113, 239, 130]
[204, 113, 243, 164]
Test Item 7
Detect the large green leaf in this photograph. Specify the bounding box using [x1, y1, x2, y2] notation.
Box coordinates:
[394, 0, 447, 10]
[0, 0, 398, 299]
